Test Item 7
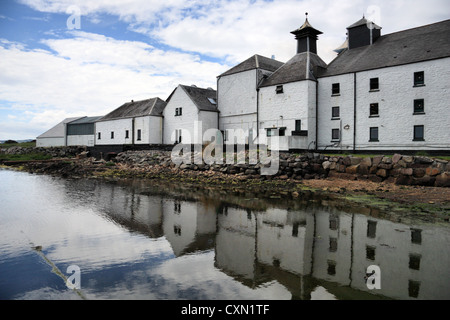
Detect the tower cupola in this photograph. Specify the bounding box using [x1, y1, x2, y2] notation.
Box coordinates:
[291, 13, 323, 54]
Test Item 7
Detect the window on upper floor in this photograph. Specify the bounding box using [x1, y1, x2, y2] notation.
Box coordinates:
[414, 71, 425, 87]
[276, 85, 284, 94]
[98, 132, 101, 140]
[370, 103, 379, 117]
[413, 125, 424, 141]
[370, 78, 379, 91]
[332, 106, 340, 119]
[414, 99, 425, 114]
[111, 131, 114, 139]
[332, 83, 340, 95]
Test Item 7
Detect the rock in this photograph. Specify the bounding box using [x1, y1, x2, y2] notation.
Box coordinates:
[350, 157, 362, 165]
[346, 165, 359, 174]
[435, 173, 450, 187]
[415, 156, 434, 164]
[372, 156, 384, 167]
[392, 154, 402, 164]
[402, 156, 414, 163]
[378, 163, 393, 170]
[322, 161, 332, 170]
[360, 157, 372, 167]
[357, 164, 370, 175]
[244, 169, 256, 175]
[412, 168, 426, 178]
[401, 168, 413, 176]
[411, 175, 436, 187]
[382, 157, 392, 164]
[376, 169, 388, 178]
[425, 167, 441, 176]
[395, 175, 413, 185]
[369, 175, 383, 183]
[343, 157, 352, 166]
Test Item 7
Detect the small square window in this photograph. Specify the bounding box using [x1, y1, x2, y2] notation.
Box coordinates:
[414, 71, 425, 86]
[370, 103, 379, 117]
[332, 106, 340, 119]
[413, 126, 424, 141]
[279, 128, 286, 137]
[414, 99, 425, 114]
[408, 280, 421, 298]
[327, 260, 336, 276]
[329, 214, 339, 230]
[267, 128, 274, 137]
[366, 246, 376, 260]
[370, 127, 379, 142]
[370, 78, 379, 91]
[276, 85, 284, 94]
[332, 83, 340, 95]
[332, 129, 340, 141]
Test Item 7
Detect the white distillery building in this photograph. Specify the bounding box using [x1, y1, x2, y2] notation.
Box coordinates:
[218, 16, 450, 152]
[95, 97, 166, 146]
[163, 85, 218, 145]
[36, 116, 84, 147]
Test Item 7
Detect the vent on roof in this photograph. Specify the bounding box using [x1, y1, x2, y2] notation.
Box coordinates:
[207, 87, 214, 90]
[191, 85, 197, 87]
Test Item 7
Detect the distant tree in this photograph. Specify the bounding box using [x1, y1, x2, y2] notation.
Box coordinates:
[4, 140, 18, 144]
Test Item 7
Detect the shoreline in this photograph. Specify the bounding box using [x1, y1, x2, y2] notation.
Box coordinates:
[4, 155, 449, 224]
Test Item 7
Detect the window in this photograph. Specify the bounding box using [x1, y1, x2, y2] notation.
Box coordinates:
[137, 129, 142, 141]
[367, 220, 377, 238]
[295, 120, 301, 132]
[414, 99, 425, 114]
[409, 254, 421, 270]
[329, 237, 337, 252]
[97, 132, 101, 140]
[179, 107, 182, 116]
[413, 125, 424, 141]
[175, 129, 182, 143]
[332, 83, 340, 95]
[332, 129, 340, 141]
[370, 127, 379, 142]
[329, 214, 339, 230]
[125, 130, 129, 139]
[111, 131, 114, 139]
[279, 127, 286, 137]
[175, 108, 179, 116]
[370, 78, 379, 91]
[276, 85, 284, 94]
[411, 228, 422, 244]
[332, 106, 340, 119]
[370, 103, 379, 117]
[292, 222, 299, 237]
[207, 97, 217, 105]
[414, 71, 425, 86]
[267, 128, 285, 137]
[366, 246, 376, 260]
[408, 280, 421, 298]
[327, 260, 336, 276]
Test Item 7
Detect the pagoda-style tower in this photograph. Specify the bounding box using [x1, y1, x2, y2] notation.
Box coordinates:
[290, 13, 323, 54]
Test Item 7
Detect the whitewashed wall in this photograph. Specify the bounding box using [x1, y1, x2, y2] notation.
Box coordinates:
[258, 80, 317, 150]
[36, 137, 65, 147]
[317, 57, 450, 152]
[67, 135, 95, 146]
[134, 115, 163, 144]
[355, 58, 450, 151]
[317, 73, 355, 152]
[95, 118, 133, 145]
[219, 70, 258, 144]
[163, 86, 218, 145]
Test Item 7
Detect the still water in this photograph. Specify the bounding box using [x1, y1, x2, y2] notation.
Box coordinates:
[0, 168, 449, 300]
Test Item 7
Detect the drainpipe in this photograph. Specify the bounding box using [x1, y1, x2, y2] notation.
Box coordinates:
[353, 73, 357, 152]
[315, 80, 319, 151]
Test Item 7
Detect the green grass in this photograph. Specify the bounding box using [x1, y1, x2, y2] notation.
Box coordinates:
[0, 153, 52, 162]
[1, 141, 36, 148]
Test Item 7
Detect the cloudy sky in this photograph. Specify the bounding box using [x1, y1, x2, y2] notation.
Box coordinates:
[0, 0, 449, 140]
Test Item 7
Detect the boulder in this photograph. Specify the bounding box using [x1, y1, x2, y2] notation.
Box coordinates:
[435, 173, 450, 187]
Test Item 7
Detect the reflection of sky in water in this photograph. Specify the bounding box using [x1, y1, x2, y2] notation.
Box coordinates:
[1, 168, 449, 300]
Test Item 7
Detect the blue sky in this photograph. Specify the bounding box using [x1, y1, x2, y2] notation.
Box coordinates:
[0, 0, 449, 140]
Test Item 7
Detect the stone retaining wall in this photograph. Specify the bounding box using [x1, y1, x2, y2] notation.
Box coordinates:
[113, 150, 450, 188]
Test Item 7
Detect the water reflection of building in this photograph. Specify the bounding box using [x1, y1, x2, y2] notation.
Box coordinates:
[86, 180, 450, 300]
[214, 204, 450, 300]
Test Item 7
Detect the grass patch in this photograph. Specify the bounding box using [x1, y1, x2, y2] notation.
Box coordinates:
[1, 141, 36, 148]
[0, 153, 52, 162]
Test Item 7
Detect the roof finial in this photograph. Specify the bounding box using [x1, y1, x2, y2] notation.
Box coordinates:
[305, 12, 308, 18]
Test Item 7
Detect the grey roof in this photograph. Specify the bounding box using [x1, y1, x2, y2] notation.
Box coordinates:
[218, 54, 284, 77]
[347, 17, 381, 29]
[259, 52, 327, 87]
[99, 97, 166, 121]
[320, 19, 450, 77]
[37, 117, 83, 138]
[167, 85, 218, 112]
[68, 116, 103, 125]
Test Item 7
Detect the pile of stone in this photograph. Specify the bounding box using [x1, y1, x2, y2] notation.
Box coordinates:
[0, 146, 86, 158]
[114, 150, 450, 187]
